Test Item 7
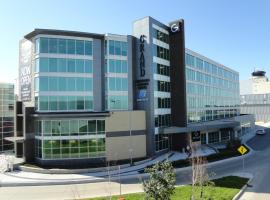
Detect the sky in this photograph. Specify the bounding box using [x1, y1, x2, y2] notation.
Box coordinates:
[0, 0, 270, 84]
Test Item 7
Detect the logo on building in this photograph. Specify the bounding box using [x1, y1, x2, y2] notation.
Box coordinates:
[191, 131, 201, 142]
[139, 35, 146, 77]
[170, 23, 180, 33]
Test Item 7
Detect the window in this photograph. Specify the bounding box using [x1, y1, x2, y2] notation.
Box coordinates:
[49, 58, 57, 72]
[85, 60, 92, 73]
[88, 120, 96, 133]
[76, 59, 84, 73]
[67, 59, 76, 72]
[39, 77, 48, 91]
[122, 60, 128, 73]
[49, 77, 58, 91]
[155, 63, 170, 76]
[121, 42, 127, 56]
[115, 41, 121, 55]
[109, 40, 114, 55]
[49, 38, 57, 53]
[156, 46, 170, 60]
[76, 40, 84, 55]
[153, 29, 169, 44]
[85, 41, 92, 55]
[58, 39, 67, 54]
[208, 132, 220, 144]
[67, 39, 75, 54]
[85, 78, 92, 91]
[76, 78, 84, 91]
[58, 77, 66, 91]
[40, 58, 49, 72]
[58, 58, 66, 72]
[40, 38, 49, 53]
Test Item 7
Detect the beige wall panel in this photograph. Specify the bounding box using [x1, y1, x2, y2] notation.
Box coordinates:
[106, 135, 146, 161]
[105, 111, 145, 132]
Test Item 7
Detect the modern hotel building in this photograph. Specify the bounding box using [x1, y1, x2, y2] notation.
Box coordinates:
[16, 16, 254, 167]
[0, 83, 15, 153]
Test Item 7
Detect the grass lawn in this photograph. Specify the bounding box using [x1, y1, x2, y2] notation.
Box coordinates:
[85, 176, 248, 200]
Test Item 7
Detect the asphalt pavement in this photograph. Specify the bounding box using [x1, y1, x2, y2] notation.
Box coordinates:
[1, 131, 270, 200]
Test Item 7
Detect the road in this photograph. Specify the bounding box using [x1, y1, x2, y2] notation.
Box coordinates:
[1, 131, 270, 200]
[239, 128, 270, 200]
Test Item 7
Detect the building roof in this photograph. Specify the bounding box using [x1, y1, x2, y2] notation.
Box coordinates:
[24, 29, 105, 40]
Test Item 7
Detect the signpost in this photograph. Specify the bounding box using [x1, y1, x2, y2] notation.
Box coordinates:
[237, 145, 248, 171]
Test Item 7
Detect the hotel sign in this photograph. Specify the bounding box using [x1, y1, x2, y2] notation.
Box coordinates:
[191, 131, 201, 142]
[169, 20, 183, 34]
[139, 35, 146, 77]
[19, 40, 32, 102]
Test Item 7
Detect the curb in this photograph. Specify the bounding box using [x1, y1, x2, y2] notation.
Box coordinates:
[232, 174, 254, 200]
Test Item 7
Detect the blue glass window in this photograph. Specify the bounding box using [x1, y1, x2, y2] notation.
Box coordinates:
[85, 60, 92, 73]
[39, 77, 48, 91]
[49, 77, 58, 91]
[39, 96, 49, 110]
[121, 42, 127, 56]
[58, 59, 66, 72]
[49, 96, 57, 110]
[76, 59, 84, 73]
[85, 96, 93, 110]
[76, 40, 84, 55]
[85, 78, 92, 91]
[59, 96, 67, 110]
[39, 58, 49, 72]
[109, 40, 114, 55]
[67, 39, 75, 54]
[40, 38, 49, 53]
[67, 78, 76, 91]
[116, 78, 121, 90]
[115, 60, 121, 73]
[58, 39, 67, 54]
[49, 58, 57, 72]
[76, 96, 84, 110]
[49, 38, 57, 53]
[109, 78, 115, 91]
[109, 59, 115, 73]
[58, 77, 66, 91]
[85, 41, 92, 56]
[76, 78, 84, 91]
[67, 59, 75, 72]
[68, 96, 76, 110]
[115, 41, 121, 55]
[122, 78, 128, 91]
[122, 60, 128, 73]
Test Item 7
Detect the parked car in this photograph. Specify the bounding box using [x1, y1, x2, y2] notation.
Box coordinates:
[256, 129, 266, 135]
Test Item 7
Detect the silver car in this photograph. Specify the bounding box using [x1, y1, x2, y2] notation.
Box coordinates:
[256, 129, 266, 135]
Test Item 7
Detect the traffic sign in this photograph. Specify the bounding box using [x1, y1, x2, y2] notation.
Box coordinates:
[238, 145, 248, 155]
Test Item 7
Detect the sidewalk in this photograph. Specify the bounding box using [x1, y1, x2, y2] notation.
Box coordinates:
[0, 146, 216, 186]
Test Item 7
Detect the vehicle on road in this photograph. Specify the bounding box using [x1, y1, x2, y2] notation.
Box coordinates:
[256, 129, 266, 135]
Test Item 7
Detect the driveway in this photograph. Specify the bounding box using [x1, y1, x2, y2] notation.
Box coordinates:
[247, 128, 270, 151]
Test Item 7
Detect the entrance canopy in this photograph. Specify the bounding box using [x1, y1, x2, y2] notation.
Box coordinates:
[160, 119, 240, 134]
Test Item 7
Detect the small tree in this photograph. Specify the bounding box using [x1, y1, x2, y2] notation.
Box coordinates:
[143, 160, 176, 200]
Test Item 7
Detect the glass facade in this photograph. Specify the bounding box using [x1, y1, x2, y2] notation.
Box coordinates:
[35, 119, 105, 159]
[36, 37, 93, 56]
[105, 36, 129, 110]
[34, 36, 93, 112]
[0, 83, 14, 152]
[152, 26, 171, 152]
[185, 52, 240, 123]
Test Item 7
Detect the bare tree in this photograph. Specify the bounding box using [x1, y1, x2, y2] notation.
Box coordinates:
[189, 138, 214, 199]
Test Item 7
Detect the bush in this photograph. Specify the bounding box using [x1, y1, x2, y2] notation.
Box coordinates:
[226, 139, 241, 150]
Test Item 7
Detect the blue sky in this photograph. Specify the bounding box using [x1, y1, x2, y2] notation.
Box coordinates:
[0, 0, 270, 83]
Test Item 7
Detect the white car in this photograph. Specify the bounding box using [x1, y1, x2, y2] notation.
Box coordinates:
[256, 129, 266, 135]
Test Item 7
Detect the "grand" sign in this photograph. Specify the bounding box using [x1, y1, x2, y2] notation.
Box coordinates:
[139, 35, 146, 77]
